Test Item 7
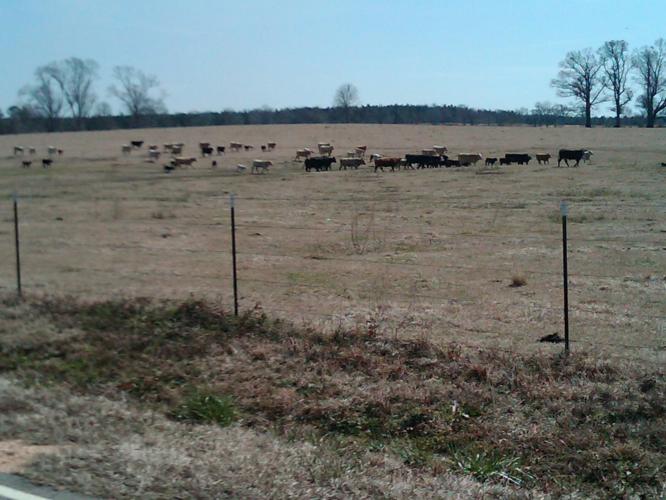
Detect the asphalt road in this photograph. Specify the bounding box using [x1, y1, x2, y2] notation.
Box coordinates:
[0, 474, 93, 500]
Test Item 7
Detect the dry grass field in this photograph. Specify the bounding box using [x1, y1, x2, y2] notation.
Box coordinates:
[0, 124, 665, 497]
[0, 124, 664, 363]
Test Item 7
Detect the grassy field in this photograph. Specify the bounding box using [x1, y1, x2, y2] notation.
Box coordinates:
[0, 124, 664, 497]
[0, 124, 664, 364]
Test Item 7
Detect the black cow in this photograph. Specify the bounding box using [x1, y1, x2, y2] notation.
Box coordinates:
[558, 149, 585, 167]
[404, 154, 440, 168]
[305, 156, 337, 172]
[200, 146, 214, 157]
[131, 140, 144, 149]
[217, 146, 226, 155]
[485, 157, 497, 166]
[499, 158, 510, 166]
[443, 158, 460, 167]
[42, 158, 53, 168]
[503, 153, 532, 165]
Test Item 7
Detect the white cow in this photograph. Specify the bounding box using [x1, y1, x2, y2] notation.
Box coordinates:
[251, 159, 273, 174]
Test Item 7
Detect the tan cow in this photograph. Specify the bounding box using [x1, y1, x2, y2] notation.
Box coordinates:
[433, 145, 448, 155]
[172, 156, 197, 166]
[295, 148, 313, 160]
[230, 142, 243, 152]
[318, 144, 334, 156]
[458, 153, 483, 166]
[251, 159, 273, 174]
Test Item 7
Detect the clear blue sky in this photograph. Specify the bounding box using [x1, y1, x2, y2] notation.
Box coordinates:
[0, 0, 663, 114]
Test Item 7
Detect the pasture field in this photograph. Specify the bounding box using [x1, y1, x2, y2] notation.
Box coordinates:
[0, 124, 665, 498]
[0, 124, 665, 364]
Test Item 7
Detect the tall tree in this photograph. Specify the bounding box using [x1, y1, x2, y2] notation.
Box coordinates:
[109, 66, 166, 126]
[551, 49, 606, 128]
[632, 39, 666, 128]
[333, 83, 359, 122]
[599, 40, 633, 128]
[45, 57, 98, 129]
[19, 67, 64, 132]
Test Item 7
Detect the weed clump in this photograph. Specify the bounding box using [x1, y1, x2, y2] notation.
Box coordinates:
[172, 391, 237, 427]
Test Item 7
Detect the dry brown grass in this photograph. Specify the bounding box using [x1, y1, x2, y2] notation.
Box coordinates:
[0, 296, 663, 497]
[0, 123, 664, 367]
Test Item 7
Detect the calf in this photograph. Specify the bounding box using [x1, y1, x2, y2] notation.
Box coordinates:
[244, 145, 254, 151]
[21, 160, 32, 168]
[485, 157, 497, 166]
[499, 157, 510, 166]
[536, 153, 551, 165]
[42, 158, 53, 168]
[217, 146, 226, 155]
[261, 145, 267, 152]
[122, 144, 131, 155]
[267, 142, 277, 150]
[28, 147, 36, 155]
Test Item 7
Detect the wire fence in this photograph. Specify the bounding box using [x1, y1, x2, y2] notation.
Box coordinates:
[3, 190, 665, 366]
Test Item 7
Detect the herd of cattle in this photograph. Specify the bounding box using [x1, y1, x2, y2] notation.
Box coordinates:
[295, 144, 594, 172]
[10, 138, 595, 174]
[12, 145, 64, 168]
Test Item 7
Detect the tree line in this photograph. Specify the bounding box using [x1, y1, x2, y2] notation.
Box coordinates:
[552, 39, 666, 128]
[1, 40, 664, 135]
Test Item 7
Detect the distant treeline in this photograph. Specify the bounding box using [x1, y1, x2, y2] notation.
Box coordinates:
[0, 104, 650, 135]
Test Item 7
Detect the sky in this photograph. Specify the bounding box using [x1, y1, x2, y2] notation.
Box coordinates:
[0, 0, 664, 115]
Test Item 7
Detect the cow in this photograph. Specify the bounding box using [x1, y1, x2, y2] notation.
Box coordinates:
[236, 164, 247, 172]
[305, 156, 337, 172]
[148, 149, 161, 160]
[346, 150, 361, 158]
[421, 148, 437, 156]
[58, 149, 63, 156]
[458, 153, 483, 166]
[200, 146, 214, 157]
[372, 156, 402, 172]
[131, 140, 144, 149]
[443, 158, 461, 167]
[21, 160, 32, 168]
[295, 148, 313, 160]
[122, 144, 131, 155]
[318, 144, 334, 156]
[28, 147, 36, 155]
[433, 145, 448, 155]
[42, 158, 53, 168]
[499, 157, 510, 166]
[557, 149, 586, 167]
[171, 145, 183, 155]
[199, 142, 211, 150]
[217, 146, 226, 155]
[172, 156, 197, 166]
[339, 157, 366, 170]
[244, 145, 254, 151]
[164, 164, 176, 173]
[582, 150, 593, 163]
[230, 142, 243, 152]
[261, 145, 266, 152]
[251, 159, 272, 174]
[267, 142, 277, 150]
[503, 153, 532, 165]
[485, 157, 498, 166]
[536, 153, 551, 165]
[47, 146, 57, 156]
[405, 154, 439, 168]
[13, 146, 24, 156]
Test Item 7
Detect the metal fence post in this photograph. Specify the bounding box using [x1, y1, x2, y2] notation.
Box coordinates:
[13, 193, 22, 299]
[560, 200, 569, 354]
[230, 194, 238, 316]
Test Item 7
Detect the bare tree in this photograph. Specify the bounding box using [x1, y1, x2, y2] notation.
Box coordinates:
[19, 67, 64, 132]
[333, 83, 359, 122]
[632, 39, 666, 128]
[109, 66, 166, 125]
[598, 40, 633, 128]
[551, 49, 606, 128]
[44, 57, 98, 129]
